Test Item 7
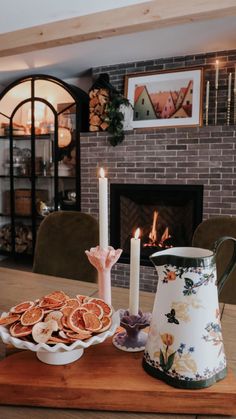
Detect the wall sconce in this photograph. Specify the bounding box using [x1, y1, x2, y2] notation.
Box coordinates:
[58, 127, 72, 148]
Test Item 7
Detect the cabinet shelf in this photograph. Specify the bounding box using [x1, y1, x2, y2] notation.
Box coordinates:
[0, 175, 76, 179]
[0, 134, 53, 141]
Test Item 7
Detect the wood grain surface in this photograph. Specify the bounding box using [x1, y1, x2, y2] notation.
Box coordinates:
[0, 339, 235, 415]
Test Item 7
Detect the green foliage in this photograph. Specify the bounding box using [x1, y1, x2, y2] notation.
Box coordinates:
[105, 92, 131, 146]
[160, 348, 176, 372]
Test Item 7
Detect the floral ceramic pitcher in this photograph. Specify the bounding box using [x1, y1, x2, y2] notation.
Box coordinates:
[143, 236, 236, 389]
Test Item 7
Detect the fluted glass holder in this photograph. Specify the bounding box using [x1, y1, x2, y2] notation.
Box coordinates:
[85, 246, 122, 305]
[113, 309, 151, 352]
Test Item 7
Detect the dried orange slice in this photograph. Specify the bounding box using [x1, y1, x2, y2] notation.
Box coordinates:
[99, 316, 112, 333]
[0, 314, 20, 326]
[44, 311, 63, 330]
[76, 294, 90, 304]
[61, 307, 73, 317]
[82, 302, 103, 319]
[64, 299, 81, 309]
[47, 335, 70, 344]
[10, 322, 32, 337]
[39, 297, 64, 309]
[10, 301, 34, 314]
[66, 330, 92, 340]
[32, 319, 58, 343]
[89, 298, 113, 317]
[67, 308, 88, 333]
[21, 307, 44, 326]
[82, 312, 102, 332]
[46, 290, 67, 302]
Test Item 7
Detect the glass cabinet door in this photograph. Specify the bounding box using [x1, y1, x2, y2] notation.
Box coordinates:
[0, 75, 87, 258]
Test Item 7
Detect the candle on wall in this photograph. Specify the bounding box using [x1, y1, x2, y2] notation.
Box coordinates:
[205, 80, 210, 126]
[98, 167, 108, 250]
[215, 60, 219, 89]
[129, 228, 141, 316]
[206, 81, 210, 108]
[228, 72, 232, 100]
[234, 65, 236, 95]
[234, 65, 236, 125]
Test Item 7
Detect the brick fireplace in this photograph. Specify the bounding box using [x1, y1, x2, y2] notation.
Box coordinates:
[110, 183, 203, 266]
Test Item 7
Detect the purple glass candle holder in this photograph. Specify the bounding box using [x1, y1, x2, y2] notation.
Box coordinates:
[113, 309, 151, 352]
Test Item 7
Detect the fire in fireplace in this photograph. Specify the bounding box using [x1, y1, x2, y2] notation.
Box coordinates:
[110, 184, 203, 266]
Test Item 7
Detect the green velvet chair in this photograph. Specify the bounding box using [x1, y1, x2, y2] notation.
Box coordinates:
[33, 211, 99, 282]
[192, 216, 236, 304]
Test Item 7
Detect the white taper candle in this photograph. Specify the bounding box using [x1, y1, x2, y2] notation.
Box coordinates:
[228, 72, 232, 100]
[206, 81, 210, 108]
[98, 167, 108, 250]
[129, 228, 141, 316]
[215, 60, 219, 89]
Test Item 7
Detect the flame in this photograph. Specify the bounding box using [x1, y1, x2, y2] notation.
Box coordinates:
[134, 228, 140, 239]
[143, 211, 172, 249]
[149, 210, 158, 244]
[99, 167, 105, 178]
[160, 227, 170, 246]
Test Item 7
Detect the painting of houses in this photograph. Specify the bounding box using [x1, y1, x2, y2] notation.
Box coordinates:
[133, 85, 157, 120]
[133, 79, 193, 120]
[126, 68, 202, 128]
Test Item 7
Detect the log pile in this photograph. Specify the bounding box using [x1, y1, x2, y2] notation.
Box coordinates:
[89, 88, 110, 132]
[0, 223, 32, 253]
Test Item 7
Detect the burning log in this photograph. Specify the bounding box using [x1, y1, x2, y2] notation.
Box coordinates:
[89, 88, 110, 132]
[143, 211, 172, 249]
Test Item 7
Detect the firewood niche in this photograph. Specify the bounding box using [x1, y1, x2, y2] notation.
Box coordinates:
[89, 73, 130, 146]
[89, 86, 109, 132]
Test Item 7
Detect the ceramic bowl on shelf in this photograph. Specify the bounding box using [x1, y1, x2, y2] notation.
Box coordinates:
[0, 310, 120, 365]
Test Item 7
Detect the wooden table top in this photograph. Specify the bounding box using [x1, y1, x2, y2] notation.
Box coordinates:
[0, 267, 235, 419]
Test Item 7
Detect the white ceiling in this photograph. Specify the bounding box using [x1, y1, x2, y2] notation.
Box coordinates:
[0, 0, 235, 89]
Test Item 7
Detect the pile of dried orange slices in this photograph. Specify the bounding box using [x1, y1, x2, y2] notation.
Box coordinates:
[0, 290, 113, 345]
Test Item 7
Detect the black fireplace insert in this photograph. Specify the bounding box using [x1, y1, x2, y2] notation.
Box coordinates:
[110, 184, 203, 266]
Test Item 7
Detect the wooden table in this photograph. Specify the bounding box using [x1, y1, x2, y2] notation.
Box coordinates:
[0, 267, 235, 419]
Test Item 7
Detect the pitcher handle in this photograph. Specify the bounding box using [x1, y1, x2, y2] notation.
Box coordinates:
[212, 236, 236, 295]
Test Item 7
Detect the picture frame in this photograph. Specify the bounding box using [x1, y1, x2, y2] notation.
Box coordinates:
[124, 68, 203, 129]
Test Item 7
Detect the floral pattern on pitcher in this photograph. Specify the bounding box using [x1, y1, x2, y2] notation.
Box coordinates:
[144, 349, 226, 383]
[166, 297, 204, 324]
[202, 309, 224, 357]
[153, 333, 197, 375]
[162, 264, 215, 296]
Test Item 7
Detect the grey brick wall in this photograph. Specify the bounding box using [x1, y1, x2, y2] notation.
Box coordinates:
[80, 125, 236, 294]
[92, 49, 236, 126]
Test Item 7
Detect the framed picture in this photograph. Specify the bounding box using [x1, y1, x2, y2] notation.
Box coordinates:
[124, 68, 203, 128]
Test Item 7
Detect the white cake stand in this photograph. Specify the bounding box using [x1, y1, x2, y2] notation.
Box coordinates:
[0, 310, 120, 365]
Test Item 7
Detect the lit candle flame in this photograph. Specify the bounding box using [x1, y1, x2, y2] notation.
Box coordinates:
[99, 167, 105, 178]
[134, 228, 141, 239]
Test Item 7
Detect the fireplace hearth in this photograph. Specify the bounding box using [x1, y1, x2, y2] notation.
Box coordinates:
[110, 184, 203, 266]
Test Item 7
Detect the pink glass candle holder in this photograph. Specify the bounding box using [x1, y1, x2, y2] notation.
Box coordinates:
[113, 309, 151, 352]
[85, 246, 122, 305]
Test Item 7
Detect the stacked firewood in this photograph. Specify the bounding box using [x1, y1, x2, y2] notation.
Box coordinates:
[89, 88, 110, 132]
[0, 223, 32, 253]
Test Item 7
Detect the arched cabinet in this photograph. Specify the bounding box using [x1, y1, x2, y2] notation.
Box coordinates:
[0, 74, 89, 257]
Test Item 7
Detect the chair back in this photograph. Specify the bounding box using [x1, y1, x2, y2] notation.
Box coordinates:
[33, 211, 99, 282]
[192, 216, 236, 303]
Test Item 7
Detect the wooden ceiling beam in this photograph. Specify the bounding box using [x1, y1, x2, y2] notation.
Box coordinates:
[0, 0, 236, 57]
